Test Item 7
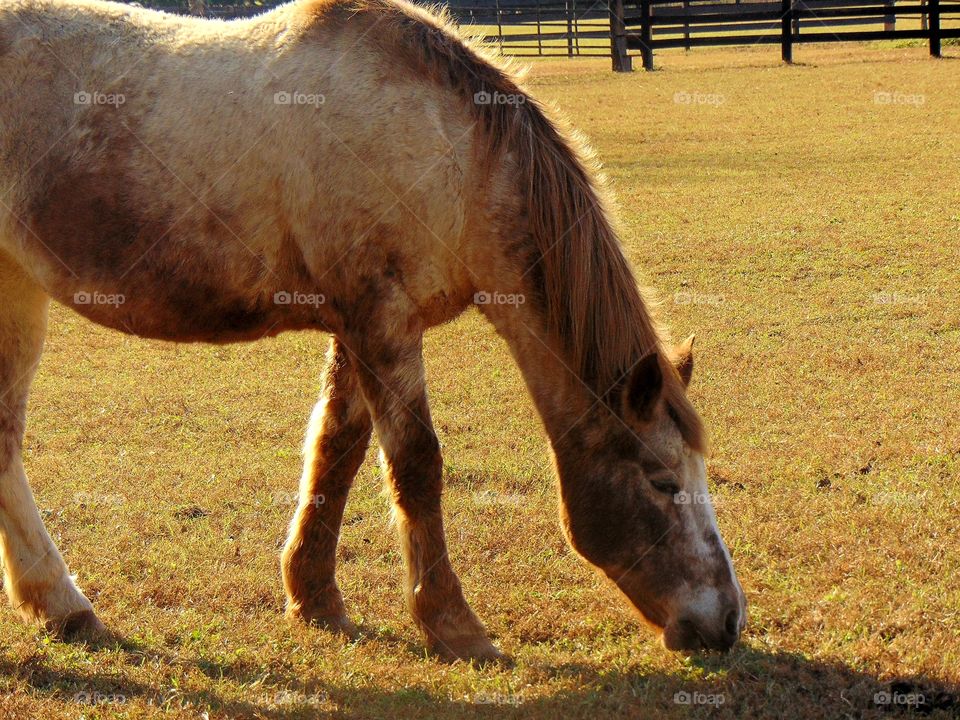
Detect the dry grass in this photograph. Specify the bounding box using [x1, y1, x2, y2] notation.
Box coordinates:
[1, 42, 959, 719]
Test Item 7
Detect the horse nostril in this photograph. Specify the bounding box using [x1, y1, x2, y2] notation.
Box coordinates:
[724, 608, 740, 640]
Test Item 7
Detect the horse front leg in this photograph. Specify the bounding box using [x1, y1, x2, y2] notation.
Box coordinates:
[344, 329, 502, 663]
[281, 337, 372, 634]
[0, 258, 102, 637]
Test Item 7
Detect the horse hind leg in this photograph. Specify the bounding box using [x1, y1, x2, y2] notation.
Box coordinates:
[281, 337, 373, 634]
[0, 256, 102, 637]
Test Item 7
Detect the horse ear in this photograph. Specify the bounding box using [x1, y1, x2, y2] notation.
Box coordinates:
[674, 334, 695, 387]
[623, 352, 663, 425]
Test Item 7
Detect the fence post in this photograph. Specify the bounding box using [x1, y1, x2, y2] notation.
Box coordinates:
[883, 0, 895, 31]
[566, 0, 574, 57]
[781, 0, 793, 63]
[930, 0, 941, 56]
[641, 0, 654, 70]
[609, 0, 633, 71]
[684, 0, 691, 50]
[495, 0, 504, 55]
[574, 0, 581, 56]
[536, 0, 543, 56]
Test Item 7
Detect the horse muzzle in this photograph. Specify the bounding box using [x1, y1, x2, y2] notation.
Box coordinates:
[661, 587, 746, 653]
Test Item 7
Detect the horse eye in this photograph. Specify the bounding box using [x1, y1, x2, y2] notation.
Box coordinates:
[649, 476, 680, 495]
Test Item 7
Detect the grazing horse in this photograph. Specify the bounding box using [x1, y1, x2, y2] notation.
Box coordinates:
[0, 0, 746, 661]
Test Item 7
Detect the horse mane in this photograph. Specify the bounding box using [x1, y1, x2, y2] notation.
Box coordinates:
[294, 0, 706, 452]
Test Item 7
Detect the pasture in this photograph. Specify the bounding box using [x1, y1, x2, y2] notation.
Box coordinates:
[1, 41, 958, 719]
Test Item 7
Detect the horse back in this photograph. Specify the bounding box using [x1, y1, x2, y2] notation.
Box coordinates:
[0, 0, 483, 341]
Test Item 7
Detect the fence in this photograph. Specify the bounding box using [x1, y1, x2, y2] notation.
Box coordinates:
[149, 1, 613, 56]
[150, 1, 259, 17]
[617, 0, 960, 69]
[141, 1, 960, 69]
[446, 0, 613, 56]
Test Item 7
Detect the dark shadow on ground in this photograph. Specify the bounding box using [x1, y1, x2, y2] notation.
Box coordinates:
[1, 641, 957, 719]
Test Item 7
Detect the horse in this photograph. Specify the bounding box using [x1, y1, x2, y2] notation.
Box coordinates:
[0, 0, 746, 661]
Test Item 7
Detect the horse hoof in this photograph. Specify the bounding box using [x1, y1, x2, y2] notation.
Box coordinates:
[430, 635, 506, 665]
[44, 609, 106, 640]
[288, 607, 359, 638]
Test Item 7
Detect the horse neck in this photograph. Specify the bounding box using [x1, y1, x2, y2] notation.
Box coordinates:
[485, 302, 609, 464]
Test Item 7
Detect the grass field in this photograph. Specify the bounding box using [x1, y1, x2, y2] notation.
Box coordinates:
[1, 42, 959, 720]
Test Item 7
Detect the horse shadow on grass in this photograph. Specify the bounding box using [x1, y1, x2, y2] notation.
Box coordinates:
[1, 635, 957, 719]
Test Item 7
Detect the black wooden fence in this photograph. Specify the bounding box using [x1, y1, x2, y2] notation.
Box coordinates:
[617, 0, 960, 69]
[444, 0, 613, 56]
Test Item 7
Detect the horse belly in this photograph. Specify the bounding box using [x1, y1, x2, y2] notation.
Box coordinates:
[11, 176, 326, 342]
[55, 276, 311, 343]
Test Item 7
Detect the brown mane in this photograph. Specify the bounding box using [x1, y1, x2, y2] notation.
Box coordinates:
[290, 0, 705, 450]
[306, 0, 706, 450]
